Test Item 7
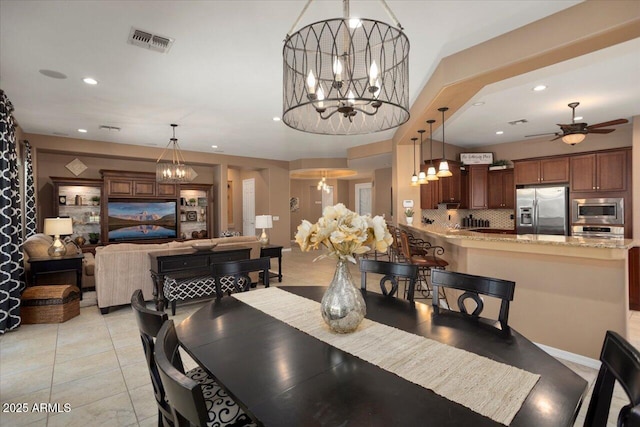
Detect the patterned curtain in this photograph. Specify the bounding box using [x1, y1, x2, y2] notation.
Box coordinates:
[24, 141, 37, 238]
[0, 90, 24, 333]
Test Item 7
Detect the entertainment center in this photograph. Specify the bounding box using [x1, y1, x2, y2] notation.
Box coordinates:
[51, 170, 213, 249]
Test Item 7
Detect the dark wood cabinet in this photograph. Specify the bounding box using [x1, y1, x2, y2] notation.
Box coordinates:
[488, 169, 514, 209]
[102, 170, 177, 198]
[467, 165, 488, 209]
[570, 149, 628, 193]
[630, 247, 640, 311]
[514, 157, 569, 185]
[437, 160, 464, 204]
[419, 165, 439, 209]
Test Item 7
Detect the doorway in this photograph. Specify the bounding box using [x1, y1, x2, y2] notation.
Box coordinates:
[355, 183, 372, 215]
[242, 178, 255, 237]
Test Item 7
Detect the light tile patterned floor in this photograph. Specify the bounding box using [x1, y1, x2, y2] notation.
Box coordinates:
[0, 247, 636, 426]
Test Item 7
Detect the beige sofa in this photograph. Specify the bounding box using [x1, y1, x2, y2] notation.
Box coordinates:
[22, 233, 95, 290]
[94, 236, 262, 313]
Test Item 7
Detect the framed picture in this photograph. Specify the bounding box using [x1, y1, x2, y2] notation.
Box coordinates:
[186, 211, 198, 221]
[290, 197, 300, 212]
[460, 153, 493, 165]
[59, 195, 67, 205]
[197, 197, 208, 207]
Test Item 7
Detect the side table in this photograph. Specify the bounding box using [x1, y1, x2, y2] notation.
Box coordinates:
[27, 254, 84, 300]
[260, 244, 283, 283]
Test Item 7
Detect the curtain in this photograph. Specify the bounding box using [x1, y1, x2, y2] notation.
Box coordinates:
[24, 141, 37, 238]
[0, 90, 24, 333]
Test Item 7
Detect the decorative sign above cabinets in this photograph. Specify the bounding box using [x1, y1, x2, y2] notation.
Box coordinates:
[460, 153, 494, 165]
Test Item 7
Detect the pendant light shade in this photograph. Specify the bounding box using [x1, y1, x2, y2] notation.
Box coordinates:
[410, 137, 418, 186]
[156, 124, 195, 183]
[437, 107, 453, 178]
[426, 119, 438, 181]
[417, 130, 427, 184]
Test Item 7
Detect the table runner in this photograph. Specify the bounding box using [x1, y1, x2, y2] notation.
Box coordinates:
[233, 287, 540, 425]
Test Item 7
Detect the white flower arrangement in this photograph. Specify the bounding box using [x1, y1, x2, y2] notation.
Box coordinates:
[295, 203, 393, 264]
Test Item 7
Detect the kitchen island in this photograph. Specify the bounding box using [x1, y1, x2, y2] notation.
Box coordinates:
[401, 223, 635, 360]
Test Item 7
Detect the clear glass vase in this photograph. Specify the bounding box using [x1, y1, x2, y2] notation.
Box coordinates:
[320, 259, 366, 333]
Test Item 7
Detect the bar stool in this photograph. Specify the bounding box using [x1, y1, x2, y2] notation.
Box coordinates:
[399, 230, 449, 304]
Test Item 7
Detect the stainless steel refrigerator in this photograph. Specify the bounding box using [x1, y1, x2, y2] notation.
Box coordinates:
[516, 187, 569, 235]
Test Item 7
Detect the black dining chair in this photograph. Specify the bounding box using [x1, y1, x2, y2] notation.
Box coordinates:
[430, 269, 515, 331]
[131, 289, 174, 427]
[584, 330, 640, 427]
[359, 259, 419, 302]
[155, 320, 255, 427]
[211, 257, 270, 299]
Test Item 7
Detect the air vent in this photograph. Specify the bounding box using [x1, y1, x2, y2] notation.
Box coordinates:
[99, 125, 121, 132]
[508, 119, 528, 126]
[127, 27, 174, 53]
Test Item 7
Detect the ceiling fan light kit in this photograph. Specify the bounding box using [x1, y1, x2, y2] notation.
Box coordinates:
[282, 0, 410, 135]
[436, 107, 452, 178]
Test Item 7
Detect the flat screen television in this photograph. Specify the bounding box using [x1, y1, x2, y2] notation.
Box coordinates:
[107, 200, 177, 242]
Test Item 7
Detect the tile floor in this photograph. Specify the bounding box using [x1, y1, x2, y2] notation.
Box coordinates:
[0, 247, 637, 426]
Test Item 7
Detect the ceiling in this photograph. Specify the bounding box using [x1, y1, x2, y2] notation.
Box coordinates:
[1, 0, 638, 164]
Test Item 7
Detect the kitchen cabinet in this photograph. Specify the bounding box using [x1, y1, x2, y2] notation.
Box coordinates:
[437, 160, 465, 205]
[630, 247, 640, 311]
[419, 164, 439, 209]
[570, 149, 628, 192]
[514, 157, 569, 185]
[102, 170, 177, 198]
[467, 165, 488, 209]
[51, 177, 103, 250]
[488, 169, 514, 209]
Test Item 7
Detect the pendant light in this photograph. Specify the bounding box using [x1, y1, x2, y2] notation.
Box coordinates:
[437, 107, 453, 178]
[426, 119, 439, 181]
[417, 130, 427, 184]
[410, 137, 418, 186]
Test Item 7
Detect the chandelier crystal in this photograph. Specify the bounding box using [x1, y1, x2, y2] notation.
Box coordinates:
[282, 0, 410, 135]
[156, 124, 195, 183]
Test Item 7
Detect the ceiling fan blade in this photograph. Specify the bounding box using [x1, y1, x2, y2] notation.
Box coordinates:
[550, 135, 563, 141]
[587, 119, 628, 129]
[588, 128, 615, 134]
[525, 132, 559, 138]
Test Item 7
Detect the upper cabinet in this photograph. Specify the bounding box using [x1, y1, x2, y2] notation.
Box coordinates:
[102, 170, 177, 198]
[514, 157, 569, 185]
[419, 165, 439, 209]
[487, 169, 514, 209]
[570, 149, 628, 193]
[437, 160, 465, 204]
[467, 165, 488, 209]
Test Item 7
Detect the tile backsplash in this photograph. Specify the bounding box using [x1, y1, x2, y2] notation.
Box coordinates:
[421, 205, 514, 229]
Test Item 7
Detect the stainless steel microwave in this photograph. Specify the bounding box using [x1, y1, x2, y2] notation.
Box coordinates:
[572, 198, 624, 225]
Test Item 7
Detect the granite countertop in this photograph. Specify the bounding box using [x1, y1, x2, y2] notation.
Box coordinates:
[403, 224, 635, 250]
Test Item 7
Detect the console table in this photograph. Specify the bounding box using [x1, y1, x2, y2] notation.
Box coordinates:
[27, 254, 85, 300]
[260, 244, 283, 282]
[149, 245, 251, 311]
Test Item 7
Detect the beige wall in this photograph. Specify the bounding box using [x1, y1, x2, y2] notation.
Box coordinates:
[373, 168, 392, 218]
[290, 178, 342, 240]
[633, 116, 639, 241]
[226, 168, 242, 232]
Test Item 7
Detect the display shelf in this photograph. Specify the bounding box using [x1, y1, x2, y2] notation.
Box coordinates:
[51, 177, 103, 244]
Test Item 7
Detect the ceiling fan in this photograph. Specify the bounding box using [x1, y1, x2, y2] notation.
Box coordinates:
[525, 102, 628, 145]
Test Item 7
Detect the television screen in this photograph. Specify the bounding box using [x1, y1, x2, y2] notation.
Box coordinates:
[108, 201, 177, 241]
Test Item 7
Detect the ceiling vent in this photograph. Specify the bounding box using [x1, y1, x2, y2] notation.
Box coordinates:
[127, 27, 174, 53]
[99, 125, 121, 132]
[508, 119, 528, 126]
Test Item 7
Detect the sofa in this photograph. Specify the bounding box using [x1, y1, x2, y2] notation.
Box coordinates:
[94, 235, 262, 313]
[22, 233, 95, 290]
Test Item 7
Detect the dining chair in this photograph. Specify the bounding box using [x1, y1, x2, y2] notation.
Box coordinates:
[131, 289, 174, 427]
[211, 257, 270, 299]
[584, 330, 640, 427]
[156, 320, 255, 427]
[399, 230, 449, 302]
[430, 270, 515, 331]
[359, 259, 419, 301]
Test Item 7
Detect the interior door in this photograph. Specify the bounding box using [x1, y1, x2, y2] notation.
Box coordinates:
[355, 183, 372, 215]
[242, 178, 255, 237]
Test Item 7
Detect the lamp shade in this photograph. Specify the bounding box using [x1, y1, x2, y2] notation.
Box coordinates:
[562, 133, 586, 145]
[255, 215, 273, 229]
[44, 217, 73, 236]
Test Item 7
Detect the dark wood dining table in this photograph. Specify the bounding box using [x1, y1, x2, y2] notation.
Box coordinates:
[176, 286, 588, 427]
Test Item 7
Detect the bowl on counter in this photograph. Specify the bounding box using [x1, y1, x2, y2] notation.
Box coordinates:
[191, 242, 218, 251]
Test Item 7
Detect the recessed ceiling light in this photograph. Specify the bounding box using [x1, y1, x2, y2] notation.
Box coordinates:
[211, 145, 218, 149]
[472, 102, 485, 106]
[574, 116, 583, 121]
[82, 77, 98, 85]
[496, 131, 504, 135]
[532, 85, 547, 92]
[273, 117, 281, 121]
[77, 129, 88, 133]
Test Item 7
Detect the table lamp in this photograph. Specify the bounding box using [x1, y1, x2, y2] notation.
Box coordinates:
[44, 217, 73, 257]
[255, 215, 273, 246]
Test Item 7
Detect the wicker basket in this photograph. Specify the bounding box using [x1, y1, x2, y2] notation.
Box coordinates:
[21, 285, 80, 324]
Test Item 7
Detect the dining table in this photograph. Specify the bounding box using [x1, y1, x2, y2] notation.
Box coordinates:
[175, 286, 588, 427]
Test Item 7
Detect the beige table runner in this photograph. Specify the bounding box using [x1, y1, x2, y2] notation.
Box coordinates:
[233, 287, 540, 425]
